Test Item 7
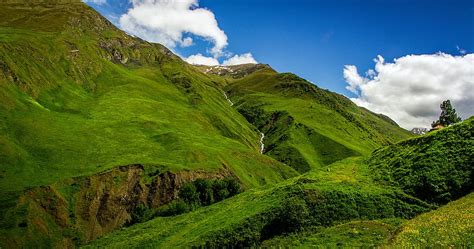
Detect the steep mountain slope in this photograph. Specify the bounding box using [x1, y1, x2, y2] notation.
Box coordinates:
[204, 64, 413, 172]
[0, 1, 297, 193]
[0, 1, 298, 247]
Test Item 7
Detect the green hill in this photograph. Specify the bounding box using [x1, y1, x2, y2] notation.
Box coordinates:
[0, 2, 296, 246]
[0, 1, 299, 194]
[222, 66, 413, 172]
[368, 117, 474, 204]
[84, 157, 431, 248]
[0, 1, 470, 248]
[86, 119, 473, 248]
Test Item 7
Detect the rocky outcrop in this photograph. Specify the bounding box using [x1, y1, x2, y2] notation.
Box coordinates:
[411, 127, 428, 135]
[197, 64, 273, 79]
[4, 165, 236, 247]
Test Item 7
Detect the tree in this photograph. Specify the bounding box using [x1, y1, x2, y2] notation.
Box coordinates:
[432, 100, 462, 128]
[179, 183, 199, 205]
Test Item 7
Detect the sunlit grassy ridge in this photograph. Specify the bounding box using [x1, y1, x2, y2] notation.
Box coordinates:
[0, 4, 298, 246]
[0, 3, 297, 193]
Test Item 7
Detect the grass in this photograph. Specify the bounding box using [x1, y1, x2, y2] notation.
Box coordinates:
[226, 70, 413, 172]
[83, 157, 431, 248]
[84, 119, 473, 248]
[368, 117, 474, 204]
[261, 219, 404, 248]
[0, 4, 297, 246]
[392, 193, 474, 247]
[0, 4, 297, 194]
[0, 2, 471, 248]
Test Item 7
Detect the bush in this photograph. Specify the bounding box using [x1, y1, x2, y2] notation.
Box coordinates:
[129, 203, 155, 225]
[179, 183, 199, 205]
[156, 199, 189, 217]
[261, 197, 310, 240]
[179, 178, 241, 208]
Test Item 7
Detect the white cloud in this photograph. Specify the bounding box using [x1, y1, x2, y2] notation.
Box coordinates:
[82, 0, 106, 4]
[222, 53, 257, 66]
[184, 52, 258, 66]
[457, 45, 467, 55]
[181, 37, 193, 47]
[344, 53, 474, 129]
[343, 65, 368, 94]
[184, 53, 219, 66]
[119, 0, 228, 57]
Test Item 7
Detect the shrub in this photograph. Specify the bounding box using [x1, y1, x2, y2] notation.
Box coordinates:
[156, 200, 189, 217]
[129, 203, 155, 225]
[179, 183, 199, 205]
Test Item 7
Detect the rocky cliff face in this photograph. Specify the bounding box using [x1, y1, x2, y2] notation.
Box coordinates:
[411, 127, 428, 135]
[2, 165, 236, 248]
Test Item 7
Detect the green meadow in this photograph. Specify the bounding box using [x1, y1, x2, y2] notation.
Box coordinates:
[0, 1, 472, 248]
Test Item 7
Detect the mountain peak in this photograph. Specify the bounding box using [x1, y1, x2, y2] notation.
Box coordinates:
[196, 63, 274, 79]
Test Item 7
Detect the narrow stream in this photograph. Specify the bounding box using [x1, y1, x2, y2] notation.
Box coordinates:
[222, 91, 234, 106]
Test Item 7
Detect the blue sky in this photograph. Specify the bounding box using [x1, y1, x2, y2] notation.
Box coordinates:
[85, 0, 474, 128]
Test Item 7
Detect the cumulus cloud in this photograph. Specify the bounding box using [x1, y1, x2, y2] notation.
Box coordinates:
[184, 53, 219, 66]
[184, 52, 258, 66]
[222, 53, 257, 66]
[343, 65, 368, 94]
[344, 53, 474, 129]
[119, 0, 228, 57]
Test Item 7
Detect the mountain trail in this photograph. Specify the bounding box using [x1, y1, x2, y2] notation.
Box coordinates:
[260, 132, 265, 154]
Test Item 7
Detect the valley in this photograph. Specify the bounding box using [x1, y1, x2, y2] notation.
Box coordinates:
[0, 0, 472, 248]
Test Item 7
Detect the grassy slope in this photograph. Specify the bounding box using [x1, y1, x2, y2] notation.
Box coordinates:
[261, 195, 474, 248]
[262, 118, 474, 248]
[0, 2, 470, 248]
[0, 2, 297, 194]
[85, 157, 430, 248]
[225, 68, 413, 172]
[368, 117, 474, 204]
[261, 219, 404, 248]
[87, 118, 473, 248]
[262, 193, 474, 248]
[392, 192, 474, 247]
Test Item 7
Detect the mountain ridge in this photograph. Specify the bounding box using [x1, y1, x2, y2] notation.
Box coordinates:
[1, 1, 469, 248]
